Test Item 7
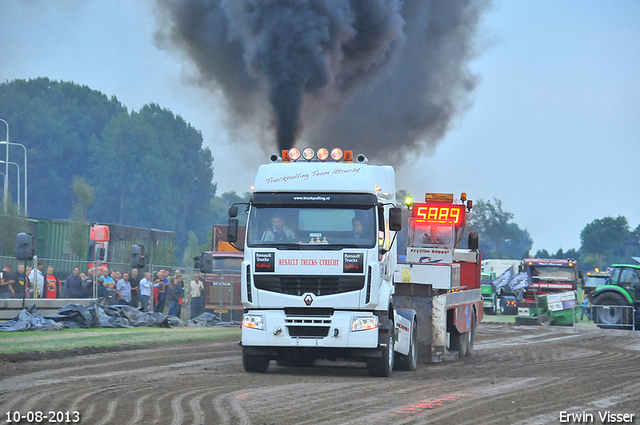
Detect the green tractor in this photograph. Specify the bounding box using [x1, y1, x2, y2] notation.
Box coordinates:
[590, 264, 640, 330]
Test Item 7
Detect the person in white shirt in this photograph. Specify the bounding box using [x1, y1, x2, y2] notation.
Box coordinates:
[189, 273, 205, 319]
[138, 272, 152, 312]
[28, 261, 45, 298]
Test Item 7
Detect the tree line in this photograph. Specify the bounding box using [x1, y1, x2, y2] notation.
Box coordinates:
[396, 192, 640, 271]
[0, 78, 244, 263]
[462, 198, 639, 271]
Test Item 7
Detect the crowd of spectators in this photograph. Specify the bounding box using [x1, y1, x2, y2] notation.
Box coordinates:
[0, 262, 206, 320]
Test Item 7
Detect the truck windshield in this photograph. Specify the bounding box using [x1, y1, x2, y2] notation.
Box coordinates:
[247, 206, 376, 248]
[408, 220, 455, 248]
[530, 266, 575, 281]
[210, 258, 242, 273]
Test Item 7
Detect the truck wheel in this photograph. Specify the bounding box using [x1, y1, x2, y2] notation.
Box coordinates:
[450, 328, 468, 358]
[537, 314, 551, 326]
[395, 320, 418, 371]
[592, 292, 632, 329]
[367, 332, 394, 377]
[242, 347, 270, 373]
[465, 311, 477, 357]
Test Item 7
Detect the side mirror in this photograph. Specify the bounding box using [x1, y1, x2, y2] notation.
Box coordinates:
[389, 207, 402, 231]
[193, 256, 200, 270]
[227, 218, 239, 243]
[228, 205, 238, 218]
[98, 248, 107, 261]
[578, 270, 584, 279]
[468, 232, 479, 251]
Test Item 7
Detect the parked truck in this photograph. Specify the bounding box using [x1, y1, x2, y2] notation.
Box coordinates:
[480, 259, 521, 315]
[514, 259, 582, 325]
[227, 148, 482, 376]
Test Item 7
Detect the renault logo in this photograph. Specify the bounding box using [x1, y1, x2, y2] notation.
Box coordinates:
[303, 293, 313, 306]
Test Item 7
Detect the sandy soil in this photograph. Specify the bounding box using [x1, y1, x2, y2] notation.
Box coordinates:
[1, 323, 638, 425]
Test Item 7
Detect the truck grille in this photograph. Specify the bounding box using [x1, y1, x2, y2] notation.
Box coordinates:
[253, 275, 364, 296]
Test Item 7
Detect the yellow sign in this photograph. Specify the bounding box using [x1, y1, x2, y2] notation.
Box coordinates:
[424, 193, 454, 203]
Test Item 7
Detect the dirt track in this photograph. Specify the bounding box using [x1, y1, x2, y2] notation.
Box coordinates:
[1, 323, 639, 425]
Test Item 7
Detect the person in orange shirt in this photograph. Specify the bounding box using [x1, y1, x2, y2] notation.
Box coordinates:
[44, 266, 61, 298]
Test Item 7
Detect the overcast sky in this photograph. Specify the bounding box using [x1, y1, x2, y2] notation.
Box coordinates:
[1, 0, 638, 254]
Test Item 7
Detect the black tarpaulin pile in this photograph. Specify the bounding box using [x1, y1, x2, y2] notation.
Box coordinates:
[0, 306, 64, 332]
[0, 302, 238, 331]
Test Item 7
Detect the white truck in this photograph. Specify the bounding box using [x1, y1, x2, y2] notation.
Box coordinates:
[227, 148, 482, 376]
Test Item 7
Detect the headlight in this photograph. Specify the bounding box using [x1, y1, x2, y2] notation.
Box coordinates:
[242, 314, 265, 330]
[351, 316, 378, 332]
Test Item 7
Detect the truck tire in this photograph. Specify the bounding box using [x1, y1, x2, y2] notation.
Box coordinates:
[450, 328, 468, 358]
[367, 332, 394, 377]
[592, 292, 632, 329]
[395, 320, 418, 371]
[242, 347, 270, 373]
[537, 314, 551, 326]
[465, 311, 477, 357]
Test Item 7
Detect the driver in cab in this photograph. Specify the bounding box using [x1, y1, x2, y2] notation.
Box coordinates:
[423, 225, 450, 245]
[261, 213, 297, 241]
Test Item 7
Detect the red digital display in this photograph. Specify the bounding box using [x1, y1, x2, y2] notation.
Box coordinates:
[411, 203, 465, 225]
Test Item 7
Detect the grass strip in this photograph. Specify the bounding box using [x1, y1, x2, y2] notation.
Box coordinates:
[0, 326, 241, 354]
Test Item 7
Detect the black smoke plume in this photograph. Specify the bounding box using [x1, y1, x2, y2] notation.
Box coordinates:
[155, 0, 489, 162]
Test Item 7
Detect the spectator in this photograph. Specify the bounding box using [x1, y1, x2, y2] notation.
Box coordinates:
[11, 263, 30, 299]
[167, 278, 180, 317]
[100, 268, 115, 289]
[104, 278, 118, 306]
[0, 264, 15, 299]
[161, 270, 170, 313]
[175, 274, 185, 319]
[82, 269, 94, 298]
[189, 273, 205, 319]
[65, 266, 83, 298]
[96, 277, 108, 299]
[116, 272, 132, 305]
[111, 270, 121, 284]
[28, 261, 45, 298]
[129, 268, 140, 308]
[154, 270, 166, 313]
[44, 266, 61, 298]
[25, 266, 34, 297]
[139, 272, 152, 312]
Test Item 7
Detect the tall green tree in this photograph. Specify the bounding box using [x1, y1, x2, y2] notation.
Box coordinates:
[88, 103, 216, 259]
[68, 177, 95, 259]
[467, 198, 532, 259]
[579, 215, 640, 269]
